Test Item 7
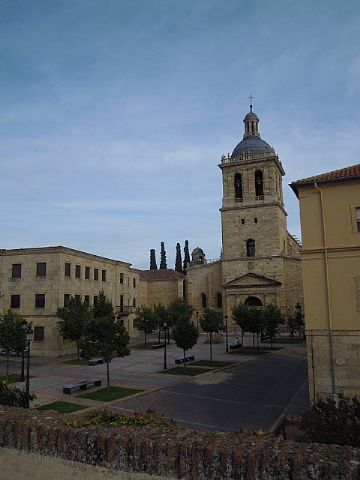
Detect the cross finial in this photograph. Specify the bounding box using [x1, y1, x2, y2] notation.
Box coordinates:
[248, 94, 255, 112]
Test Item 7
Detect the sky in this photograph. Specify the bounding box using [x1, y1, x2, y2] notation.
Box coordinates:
[0, 0, 359, 269]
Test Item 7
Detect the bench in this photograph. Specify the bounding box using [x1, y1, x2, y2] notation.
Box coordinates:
[63, 378, 101, 395]
[229, 343, 242, 350]
[88, 357, 105, 366]
[152, 343, 165, 349]
[175, 355, 194, 364]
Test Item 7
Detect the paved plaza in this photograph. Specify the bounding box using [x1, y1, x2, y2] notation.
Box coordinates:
[0, 334, 309, 432]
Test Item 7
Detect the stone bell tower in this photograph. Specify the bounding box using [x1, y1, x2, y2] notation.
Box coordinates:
[219, 105, 291, 313]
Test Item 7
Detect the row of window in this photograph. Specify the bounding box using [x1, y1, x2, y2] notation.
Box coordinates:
[200, 293, 222, 309]
[12, 262, 46, 278]
[241, 218, 258, 225]
[234, 170, 264, 200]
[9, 293, 137, 309]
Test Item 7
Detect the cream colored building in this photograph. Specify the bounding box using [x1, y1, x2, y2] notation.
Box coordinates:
[139, 269, 185, 308]
[187, 107, 303, 321]
[291, 165, 360, 400]
[0, 246, 139, 356]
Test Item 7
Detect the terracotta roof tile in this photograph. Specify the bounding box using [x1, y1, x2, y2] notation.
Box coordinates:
[139, 269, 185, 282]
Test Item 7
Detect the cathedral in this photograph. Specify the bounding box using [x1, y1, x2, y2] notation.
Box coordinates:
[186, 106, 303, 320]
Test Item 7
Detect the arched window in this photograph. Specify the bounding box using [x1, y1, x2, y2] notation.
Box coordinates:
[216, 293, 222, 309]
[234, 173, 243, 199]
[245, 296, 263, 307]
[201, 293, 207, 309]
[255, 170, 264, 198]
[246, 239, 255, 257]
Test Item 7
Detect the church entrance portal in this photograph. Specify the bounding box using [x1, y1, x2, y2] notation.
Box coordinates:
[244, 296, 263, 307]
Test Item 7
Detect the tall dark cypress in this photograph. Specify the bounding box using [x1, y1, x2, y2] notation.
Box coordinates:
[175, 243, 183, 273]
[183, 240, 191, 274]
[150, 249, 157, 270]
[160, 242, 167, 270]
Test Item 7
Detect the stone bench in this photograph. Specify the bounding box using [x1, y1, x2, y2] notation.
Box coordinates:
[175, 355, 195, 364]
[151, 343, 165, 349]
[63, 378, 101, 395]
[229, 343, 242, 350]
[88, 357, 105, 366]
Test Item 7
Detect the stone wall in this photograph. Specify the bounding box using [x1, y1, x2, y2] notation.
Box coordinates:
[0, 407, 359, 479]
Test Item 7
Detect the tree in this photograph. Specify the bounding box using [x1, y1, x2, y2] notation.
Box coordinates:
[200, 308, 224, 361]
[168, 298, 193, 327]
[246, 308, 263, 350]
[183, 240, 191, 274]
[232, 303, 249, 344]
[262, 304, 283, 349]
[134, 306, 157, 345]
[0, 380, 36, 408]
[149, 249, 158, 270]
[153, 303, 170, 343]
[173, 319, 198, 366]
[80, 292, 130, 388]
[160, 242, 167, 269]
[175, 242, 183, 273]
[57, 296, 91, 360]
[0, 310, 25, 376]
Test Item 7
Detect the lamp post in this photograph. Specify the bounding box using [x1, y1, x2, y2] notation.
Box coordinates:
[294, 303, 304, 338]
[20, 320, 27, 382]
[196, 310, 199, 335]
[163, 321, 168, 370]
[224, 315, 229, 353]
[25, 325, 33, 409]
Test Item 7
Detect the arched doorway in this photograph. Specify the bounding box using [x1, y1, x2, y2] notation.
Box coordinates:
[245, 296, 263, 307]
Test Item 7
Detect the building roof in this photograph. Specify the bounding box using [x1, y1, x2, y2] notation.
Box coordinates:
[232, 137, 274, 157]
[139, 269, 185, 282]
[290, 164, 360, 197]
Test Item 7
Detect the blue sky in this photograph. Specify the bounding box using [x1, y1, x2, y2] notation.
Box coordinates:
[1, 0, 359, 269]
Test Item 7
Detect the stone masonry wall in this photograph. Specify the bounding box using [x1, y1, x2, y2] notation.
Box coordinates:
[0, 407, 359, 479]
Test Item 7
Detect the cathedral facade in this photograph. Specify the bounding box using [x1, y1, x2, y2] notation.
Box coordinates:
[187, 107, 303, 321]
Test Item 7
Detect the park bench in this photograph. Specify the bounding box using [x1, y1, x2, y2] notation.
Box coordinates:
[88, 357, 105, 366]
[229, 343, 242, 350]
[175, 355, 195, 364]
[63, 378, 101, 395]
[152, 343, 165, 349]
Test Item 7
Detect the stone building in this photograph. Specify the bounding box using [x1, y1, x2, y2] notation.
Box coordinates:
[187, 107, 303, 320]
[139, 269, 185, 308]
[291, 164, 360, 400]
[0, 246, 139, 356]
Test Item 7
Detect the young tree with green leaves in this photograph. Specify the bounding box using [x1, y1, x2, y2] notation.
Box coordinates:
[200, 308, 224, 361]
[175, 242, 183, 273]
[173, 319, 198, 366]
[0, 310, 25, 376]
[232, 303, 249, 344]
[232, 303, 263, 349]
[160, 242, 167, 269]
[134, 306, 157, 345]
[183, 240, 191, 274]
[80, 292, 130, 388]
[167, 298, 193, 326]
[153, 303, 170, 343]
[57, 296, 91, 360]
[262, 304, 283, 349]
[149, 249, 158, 270]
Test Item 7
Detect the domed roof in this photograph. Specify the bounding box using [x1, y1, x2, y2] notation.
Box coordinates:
[244, 111, 259, 121]
[192, 246, 204, 255]
[231, 137, 274, 157]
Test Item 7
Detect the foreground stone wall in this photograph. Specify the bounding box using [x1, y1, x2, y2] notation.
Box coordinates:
[0, 408, 359, 479]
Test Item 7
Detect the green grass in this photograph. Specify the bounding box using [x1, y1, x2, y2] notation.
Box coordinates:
[78, 386, 143, 402]
[191, 360, 237, 368]
[0, 373, 23, 383]
[62, 358, 88, 365]
[228, 347, 283, 355]
[161, 367, 210, 376]
[37, 401, 86, 413]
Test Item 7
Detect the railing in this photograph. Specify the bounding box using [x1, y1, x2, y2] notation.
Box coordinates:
[220, 150, 280, 164]
[115, 306, 135, 316]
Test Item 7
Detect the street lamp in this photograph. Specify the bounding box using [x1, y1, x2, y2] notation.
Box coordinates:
[25, 324, 33, 409]
[163, 321, 168, 370]
[224, 315, 229, 353]
[196, 310, 199, 335]
[20, 320, 27, 382]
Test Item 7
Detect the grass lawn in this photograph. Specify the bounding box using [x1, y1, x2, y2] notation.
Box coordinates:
[162, 367, 210, 376]
[228, 347, 283, 355]
[0, 373, 23, 383]
[78, 386, 143, 402]
[191, 360, 237, 368]
[62, 358, 89, 365]
[37, 401, 86, 413]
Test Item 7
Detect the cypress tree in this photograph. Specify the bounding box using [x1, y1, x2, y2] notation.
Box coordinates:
[183, 240, 191, 274]
[175, 242, 183, 273]
[149, 249, 157, 270]
[160, 242, 167, 269]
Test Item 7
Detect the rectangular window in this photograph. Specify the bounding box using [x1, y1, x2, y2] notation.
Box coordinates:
[357, 208, 360, 232]
[102, 270, 106, 282]
[94, 268, 99, 281]
[75, 265, 81, 278]
[120, 273, 124, 284]
[64, 294, 70, 306]
[94, 295, 99, 305]
[33, 326, 44, 342]
[133, 298, 136, 308]
[241, 219, 245, 225]
[65, 262, 71, 277]
[12, 264, 22, 278]
[36, 262, 46, 277]
[120, 294, 124, 312]
[133, 278, 136, 288]
[35, 294, 45, 308]
[84, 295, 90, 305]
[75, 294, 81, 299]
[85, 266, 90, 279]
[11, 295, 20, 309]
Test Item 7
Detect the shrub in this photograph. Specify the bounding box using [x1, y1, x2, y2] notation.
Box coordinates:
[300, 394, 360, 447]
[0, 380, 36, 408]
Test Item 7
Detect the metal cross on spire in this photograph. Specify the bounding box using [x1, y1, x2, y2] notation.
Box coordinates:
[248, 94, 255, 112]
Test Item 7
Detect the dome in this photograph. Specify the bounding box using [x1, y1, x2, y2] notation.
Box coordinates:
[244, 111, 259, 121]
[231, 137, 274, 157]
[192, 246, 204, 255]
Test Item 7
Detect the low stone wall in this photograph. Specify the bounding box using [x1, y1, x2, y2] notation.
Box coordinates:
[0, 407, 359, 479]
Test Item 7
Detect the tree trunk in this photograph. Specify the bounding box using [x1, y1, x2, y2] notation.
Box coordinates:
[158, 328, 161, 343]
[167, 329, 170, 345]
[106, 361, 110, 390]
[210, 332, 213, 362]
[183, 349, 186, 367]
[256, 333, 259, 352]
[144, 331, 147, 345]
[6, 354, 10, 377]
[252, 333, 255, 349]
[76, 343, 80, 361]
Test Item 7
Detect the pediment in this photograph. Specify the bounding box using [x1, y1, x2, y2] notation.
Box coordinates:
[224, 273, 281, 289]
